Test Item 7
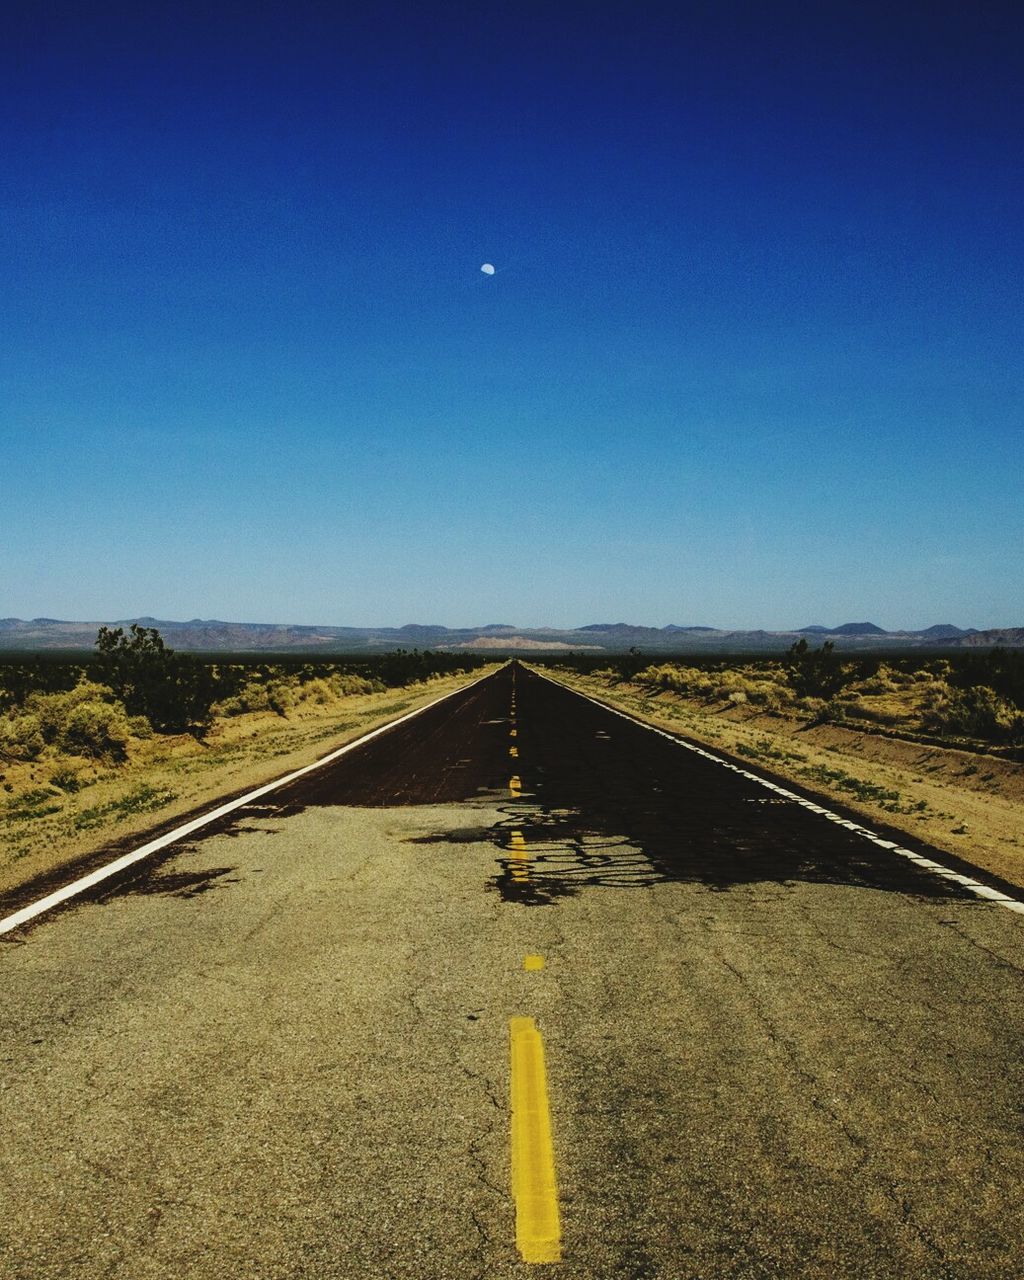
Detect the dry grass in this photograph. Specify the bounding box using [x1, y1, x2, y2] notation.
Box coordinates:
[549, 667, 1024, 891]
[0, 668, 497, 898]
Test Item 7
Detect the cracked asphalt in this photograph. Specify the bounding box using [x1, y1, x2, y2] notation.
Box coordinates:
[2, 663, 1024, 1278]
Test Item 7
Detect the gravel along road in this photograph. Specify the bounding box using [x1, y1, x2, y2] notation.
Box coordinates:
[2, 663, 1024, 1279]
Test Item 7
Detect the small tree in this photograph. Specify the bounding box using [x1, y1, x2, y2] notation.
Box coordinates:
[93, 625, 217, 732]
[785, 638, 847, 699]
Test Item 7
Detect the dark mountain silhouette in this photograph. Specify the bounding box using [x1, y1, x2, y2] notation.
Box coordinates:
[829, 622, 887, 635]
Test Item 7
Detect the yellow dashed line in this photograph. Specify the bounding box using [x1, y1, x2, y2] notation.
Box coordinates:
[509, 775, 522, 798]
[509, 745, 519, 758]
[510, 1017, 562, 1263]
[509, 829, 529, 882]
[510, 727, 517, 737]
[523, 955, 545, 971]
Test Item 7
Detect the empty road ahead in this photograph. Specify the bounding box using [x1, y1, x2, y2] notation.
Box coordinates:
[3, 664, 1024, 1278]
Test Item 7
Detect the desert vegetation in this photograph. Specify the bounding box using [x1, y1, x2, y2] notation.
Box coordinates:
[0, 626, 488, 765]
[541, 644, 1024, 750]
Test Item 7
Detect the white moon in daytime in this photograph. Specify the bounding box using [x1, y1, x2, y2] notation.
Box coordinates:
[480, 262, 495, 275]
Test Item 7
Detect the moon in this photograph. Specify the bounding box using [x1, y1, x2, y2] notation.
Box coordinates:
[480, 263, 495, 275]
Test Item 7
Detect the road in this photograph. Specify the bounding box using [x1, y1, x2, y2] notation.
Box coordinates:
[2, 663, 1024, 1278]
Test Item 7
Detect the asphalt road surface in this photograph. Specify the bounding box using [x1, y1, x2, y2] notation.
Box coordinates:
[3, 664, 1024, 1279]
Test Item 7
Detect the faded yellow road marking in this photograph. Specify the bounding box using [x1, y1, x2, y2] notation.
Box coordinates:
[509, 745, 519, 758]
[509, 829, 529, 882]
[523, 955, 545, 971]
[510, 727, 518, 737]
[509, 775, 522, 798]
[510, 1017, 561, 1263]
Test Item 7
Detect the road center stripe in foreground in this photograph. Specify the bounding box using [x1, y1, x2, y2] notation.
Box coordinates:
[510, 1016, 562, 1263]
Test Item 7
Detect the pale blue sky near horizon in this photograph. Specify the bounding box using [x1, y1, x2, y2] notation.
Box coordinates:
[2, 1, 1022, 632]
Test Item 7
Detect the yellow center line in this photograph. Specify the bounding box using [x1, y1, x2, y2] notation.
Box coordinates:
[509, 1017, 562, 1264]
[509, 829, 530, 882]
[509, 745, 519, 758]
[509, 775, 522, 798]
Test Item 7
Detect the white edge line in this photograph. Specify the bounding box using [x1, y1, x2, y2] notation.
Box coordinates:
[532, 667, 1024, 918]
[0, 671, 492, 937]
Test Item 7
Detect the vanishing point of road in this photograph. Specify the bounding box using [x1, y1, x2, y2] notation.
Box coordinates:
[2, 664, 1023, 1279]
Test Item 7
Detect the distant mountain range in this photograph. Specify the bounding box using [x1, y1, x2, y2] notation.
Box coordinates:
[0, 617, 1020, 653]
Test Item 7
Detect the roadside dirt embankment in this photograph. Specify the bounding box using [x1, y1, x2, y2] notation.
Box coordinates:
[549, 670, 1024, 892]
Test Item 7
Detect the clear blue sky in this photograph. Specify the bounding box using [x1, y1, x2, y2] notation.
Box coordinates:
[3, 1, 1021, 630]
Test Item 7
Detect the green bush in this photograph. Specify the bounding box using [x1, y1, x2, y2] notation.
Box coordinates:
[25, 681, 118, 739]
[58, 700, 132, 759]
[635, 665, 717, 696]
[214, 679, 273, 716]
[714, 671, 791, 710]
[214, 670, 383, 718]
[785, 640, 849, 699]
[266, 681, 295, 715]
[0, 713, 45, 761]
[923, 685, 1024, 743]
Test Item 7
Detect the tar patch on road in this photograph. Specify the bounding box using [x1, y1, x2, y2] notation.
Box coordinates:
[118, 866, 241, 898]
[405, 668, 984, 907]
[254, 669, 518, 811]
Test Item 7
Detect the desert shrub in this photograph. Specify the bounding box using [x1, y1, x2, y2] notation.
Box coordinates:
[297, 676, 338, 705]
[266, 681, 295, 715]
[128, 715, 153, 738]
[923, 685, 1024, 743]
[0, 713, 45, 761]
[913, 664, 948, 685]
[950, 649, 1024, 712]
[636, 665, 717, 696]
[58, 700, 132, 759]
[25, 680, 119, 742]
[333, 673, 382, 695]
[838, 697, 902, 726]
[803, 697, 848, 726]
[796, 696, 827, 718]
[49, 764, 83, 792]
[857, 664, 902, 695]
[785, 639, 849, 699]
[289, 673, 377, 706]
[214, 678, 275, 716]
[713, 670, 792, 710]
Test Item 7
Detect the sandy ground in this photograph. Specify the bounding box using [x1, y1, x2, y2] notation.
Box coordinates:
[547, 669, 1024, 892]
[0, 668, 497, 900]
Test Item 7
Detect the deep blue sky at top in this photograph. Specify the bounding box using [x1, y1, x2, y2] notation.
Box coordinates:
[2, 1, 1021, 628]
